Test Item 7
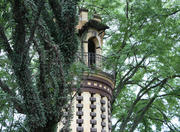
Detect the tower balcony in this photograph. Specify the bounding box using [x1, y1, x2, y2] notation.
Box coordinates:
[76, 52, 115, 80]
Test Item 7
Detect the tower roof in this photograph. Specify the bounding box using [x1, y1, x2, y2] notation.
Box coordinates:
[78, 19, 109, 36]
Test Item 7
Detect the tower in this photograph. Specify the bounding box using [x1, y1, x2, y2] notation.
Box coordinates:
[57, 8, 114, 132]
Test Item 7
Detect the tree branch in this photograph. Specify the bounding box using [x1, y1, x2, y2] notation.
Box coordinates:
[0, 25, 14, 59]
[164, 9, 180, 17]
[114, 55, 147, 99]
[0, 79, 15, 96]
[112, 119, 121, 131]
[129, 96, 156, 132]
[48, 0, 62, 28]
[26, 1, 44, 49]
[155, 107, 179, 131]
[11, 0, 26, 54]
[126, 0, 129, 19]
[0, 79, 24, 113]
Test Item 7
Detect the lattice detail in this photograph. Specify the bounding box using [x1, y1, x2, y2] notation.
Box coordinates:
[101, 114, 106, 119]
[90, 119, 97, 125]
[90, 128, 97, 132]
[76, 96, 83, 101]
[90, 112, 96, 117]
[101, 107, 106, 112]
[76, 111, 83, 116]
[77, 126, 84, 132]
[108, 100, 112, 132]
[90, 93, 97, 132]
[90, 104, 96, 109]
[76, 119, 84, 124]
[90, 97, 96, 102]
[101, 96, 106, 132]
[76, 93, 83, 132]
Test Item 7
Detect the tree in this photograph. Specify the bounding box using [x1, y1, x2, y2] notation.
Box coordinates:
[0, 0, 80, 131]
[82, 0, 180, 131]
[1, 0, 180, 132]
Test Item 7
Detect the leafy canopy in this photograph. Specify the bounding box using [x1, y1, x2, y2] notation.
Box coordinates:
[82, 0, 180, 131]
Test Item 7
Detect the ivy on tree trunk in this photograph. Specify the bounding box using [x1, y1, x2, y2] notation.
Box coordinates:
[0, 0, 80, 131]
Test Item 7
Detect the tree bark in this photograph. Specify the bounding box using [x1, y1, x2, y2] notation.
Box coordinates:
[32, 122, 57, 132]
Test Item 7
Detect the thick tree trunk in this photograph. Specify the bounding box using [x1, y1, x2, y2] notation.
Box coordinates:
[32, 122, 57, 132]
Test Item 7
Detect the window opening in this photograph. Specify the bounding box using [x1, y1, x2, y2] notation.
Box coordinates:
[88, 38, 96, 67]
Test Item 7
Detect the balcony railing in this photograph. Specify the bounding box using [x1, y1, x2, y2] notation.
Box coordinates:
[76, 52, 115, 79]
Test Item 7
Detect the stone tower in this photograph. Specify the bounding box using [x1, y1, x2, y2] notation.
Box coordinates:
[57, 8, 114, 132]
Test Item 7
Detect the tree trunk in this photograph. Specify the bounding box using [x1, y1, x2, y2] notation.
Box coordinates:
[33, 122, 57, 132]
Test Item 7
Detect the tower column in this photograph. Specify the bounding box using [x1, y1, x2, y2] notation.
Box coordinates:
[94, 94, 102, 132]
[81, 92, 91, 132]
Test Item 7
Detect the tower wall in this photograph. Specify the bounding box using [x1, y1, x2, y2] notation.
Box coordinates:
[57, 73, 114, 132]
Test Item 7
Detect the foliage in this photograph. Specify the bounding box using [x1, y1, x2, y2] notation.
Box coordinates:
[0, 0, 80, 131]
[0, 0, 180, 132]
[82, 0, 180, 131]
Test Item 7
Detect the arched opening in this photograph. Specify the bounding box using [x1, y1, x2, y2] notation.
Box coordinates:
[88, 38, 96, 66]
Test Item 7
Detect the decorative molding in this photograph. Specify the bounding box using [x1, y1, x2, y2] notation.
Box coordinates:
[101, 122, 106, 127]
[73, 88, 111, 100]
[77, 126, 84, 132]
[94, 83, 98, 86]
[76, 96, 83, 101]
[90, 104, 96, 109]
[76, 103, 83, 108]
[100, 99, 106, 104]
[83, 73, 114, 86]
[90, 119, 97, 125]
[73, 75, 114, 100]
[83, 75, 114, 90]
[76, 119, 84, 124]
[87, 82, 91, 85]
[101, 114, 106, 119]
[101, 107, 106, 112]
[91, 128, 97, 132]
[90, 97, 96, 102]
[90, 112, 96, 117]
[101, 130, 106, 132]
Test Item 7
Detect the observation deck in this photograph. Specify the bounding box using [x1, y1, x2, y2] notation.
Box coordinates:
[76, 52, 115, 81]
[75, 52, 115, 100]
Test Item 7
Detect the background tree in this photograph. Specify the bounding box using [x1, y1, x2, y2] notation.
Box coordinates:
[0, 0, 80, 131]
[82, 0, 180, 131]
[0, 0, 180, 132]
